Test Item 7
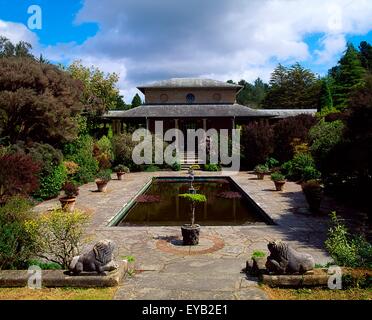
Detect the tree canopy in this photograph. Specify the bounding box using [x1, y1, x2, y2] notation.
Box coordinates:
[0, 36, 33, 58]
[131, 93, 142, 108]
[330, 43, 366, 109]
[262, 63, 321, 109]
[0, 57, 85, 146]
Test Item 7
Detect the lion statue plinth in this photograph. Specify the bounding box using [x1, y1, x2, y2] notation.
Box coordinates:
[265, 241, 315, 274]
[69, 239, 118, 276]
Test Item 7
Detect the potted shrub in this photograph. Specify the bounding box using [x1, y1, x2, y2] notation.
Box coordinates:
[59, 182, 79, 212]
[178, 193, 207, 245]
[95, 170, 112, 192]
[254, 164, 269, 180]
[302, 179, 323, 212]
[114, 164, 129, 180]
[271, 172, 286, 191]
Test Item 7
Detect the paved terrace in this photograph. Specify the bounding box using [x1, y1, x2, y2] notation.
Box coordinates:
[35, 171, 333, 300]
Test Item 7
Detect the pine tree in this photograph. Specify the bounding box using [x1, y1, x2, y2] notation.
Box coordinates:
[332, 43, 366, 109]
[318, 77, 334, 112]
[263, 63, 320, 109]
[131, 93, 142, 108]
[359, 41, 372, 72]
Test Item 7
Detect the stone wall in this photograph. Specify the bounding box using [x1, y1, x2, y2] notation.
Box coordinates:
[144, 88, 237, 104]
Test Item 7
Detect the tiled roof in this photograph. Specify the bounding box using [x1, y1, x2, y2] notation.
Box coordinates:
[137, 78, 242, 93]
[103, 104, 317, 119]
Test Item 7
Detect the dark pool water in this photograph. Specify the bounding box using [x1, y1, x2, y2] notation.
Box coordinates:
[116, 178, 270, 226]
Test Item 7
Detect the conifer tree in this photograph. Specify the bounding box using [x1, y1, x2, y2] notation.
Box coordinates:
[131, 93, 142, 108]
[332, 43, 366, 109]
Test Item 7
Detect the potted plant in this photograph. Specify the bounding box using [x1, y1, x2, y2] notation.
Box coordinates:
[271, 172, 286, 191]
[178, 193, 207, 245]
[59, 182, 79, 212]
[95, 169, 112, 192]
[302, 179, 323, 212]
[254, 164, 269, 180]
[114, 164, 130, 180]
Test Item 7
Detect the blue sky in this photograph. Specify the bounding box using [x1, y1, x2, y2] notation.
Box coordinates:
[1, 0, 372, 100]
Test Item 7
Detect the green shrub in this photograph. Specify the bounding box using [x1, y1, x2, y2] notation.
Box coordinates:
[112, 132, 139, 170]
[144, 165, 160, 172]
[265, 157, 280, 169]
[63, 135, 99, 184]
[0, 196, 37, 270]
[113, 164, 130, 173]
[271, 172, 285, 181]
[28, 143, 63, 176]
[302, 165, 321, 181]
[96, 169, 112, 182]
[252, 251, 266, 259]
[309, 119, 344, 170]
[26, 209, 90, 269]
[282, 153, 317, 181]
[96, 136, 114, 160]
[27, 259, 62, 270]
[178, 193, 207, 203]
[204, 164, 221, 172]
[254, 164, 269, 174]
[325, 212, 372, 268]
[171, 162, 181, 171]
[33, 164, 67, 200]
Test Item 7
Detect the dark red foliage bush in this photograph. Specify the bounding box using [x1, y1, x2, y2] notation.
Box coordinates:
[241, 120, 274, 169]
[62, 181, 79, 198]
[272, 114, 317, 162]
[0, 153, 40, 201]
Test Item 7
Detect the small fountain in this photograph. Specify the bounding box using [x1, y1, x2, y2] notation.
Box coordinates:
[188, 167, 196, 194]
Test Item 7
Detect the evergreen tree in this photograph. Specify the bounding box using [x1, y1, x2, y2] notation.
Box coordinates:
[332, 43, 366, 109]
[318, 77, 334, 111]
[233, 78, 268, 108]
[114, 95, 129, 110]
[0, 36, 33, 58]
[359, 41, 372, 72]
[131, 93, 142, 108]
[263, 63, 320, 109]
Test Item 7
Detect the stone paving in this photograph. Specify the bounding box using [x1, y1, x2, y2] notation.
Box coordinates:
[35, 171, 334, 300]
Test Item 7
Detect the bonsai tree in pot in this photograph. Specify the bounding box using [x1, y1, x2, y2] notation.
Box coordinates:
[113, 164, 130, 180]
[95, 169, 112, 192]
[271, 172, 286, 191]
[302, 179, 323, 212]
[178, 193, 207, 245]
[59, 182, 79, 212]
[254, 164, 269, 180]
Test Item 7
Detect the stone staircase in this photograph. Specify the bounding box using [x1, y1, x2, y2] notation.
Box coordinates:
[179, 151, 203, 170]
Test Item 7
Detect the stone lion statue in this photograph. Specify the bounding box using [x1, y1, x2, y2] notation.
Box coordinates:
[265, 241, 315, 274]
[69, 240, 118, 276]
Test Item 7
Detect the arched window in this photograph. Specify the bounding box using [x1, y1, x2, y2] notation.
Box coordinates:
[186, 93, 195, 103]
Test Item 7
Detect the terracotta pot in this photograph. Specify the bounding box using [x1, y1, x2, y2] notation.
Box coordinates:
[116, 172, 125, 180]
[256, 173, 265, 180]
[96, 180, 109, 192]
[181, 224, 201, 246]
[59, 197, 76, 212]
[274, 180, 286, 191]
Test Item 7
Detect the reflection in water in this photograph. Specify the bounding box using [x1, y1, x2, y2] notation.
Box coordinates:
[117, 179, 267, 226]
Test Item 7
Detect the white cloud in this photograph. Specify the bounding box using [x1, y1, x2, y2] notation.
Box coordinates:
[2, 0, 372, 101]
[0, 19, 39, 46]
